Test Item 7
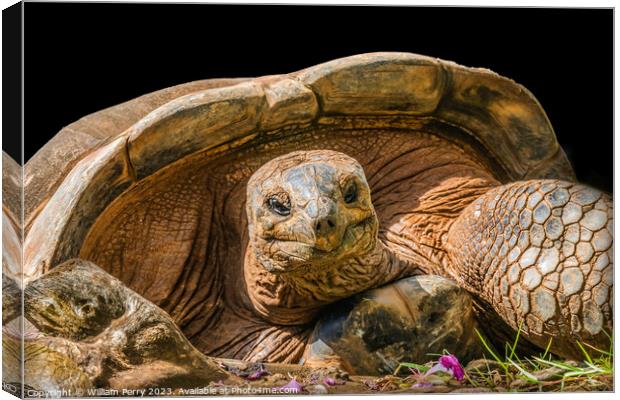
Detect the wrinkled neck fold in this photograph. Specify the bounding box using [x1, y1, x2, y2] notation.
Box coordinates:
[243, 240, 409, 325]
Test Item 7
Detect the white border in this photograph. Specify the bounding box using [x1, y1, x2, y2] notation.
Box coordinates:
[0, 2, 616, 400]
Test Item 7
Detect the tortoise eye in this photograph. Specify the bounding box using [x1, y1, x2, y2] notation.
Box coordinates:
[267, 193, 291, 216]
[343, 181, 358, 204]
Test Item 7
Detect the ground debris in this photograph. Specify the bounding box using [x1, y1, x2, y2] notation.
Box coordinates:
[211, 355, 611, 394]
[509, 361, 579, 389]
[466, 358, 504, 372]
[218, 361, 270, 380]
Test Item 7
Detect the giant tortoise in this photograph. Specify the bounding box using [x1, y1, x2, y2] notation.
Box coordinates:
[14, 53, 613, 390]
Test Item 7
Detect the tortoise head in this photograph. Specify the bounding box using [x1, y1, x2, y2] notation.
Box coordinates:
[246, 150, 379, 274]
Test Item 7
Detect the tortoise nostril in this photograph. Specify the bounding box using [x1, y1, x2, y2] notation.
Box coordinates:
[316, 218, 336, 236]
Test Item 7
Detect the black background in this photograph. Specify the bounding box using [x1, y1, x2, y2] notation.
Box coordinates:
[12, 4, 615, 191]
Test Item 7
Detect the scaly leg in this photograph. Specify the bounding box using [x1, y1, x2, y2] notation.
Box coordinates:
[23, 260, 233, 391]
[446, 180, 613, 359]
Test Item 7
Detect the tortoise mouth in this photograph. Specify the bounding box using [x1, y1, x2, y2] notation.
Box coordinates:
[261, 215, 377, 274]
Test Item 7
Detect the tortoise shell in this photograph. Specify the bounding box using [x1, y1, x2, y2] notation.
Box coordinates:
[20, 53, 575, 359]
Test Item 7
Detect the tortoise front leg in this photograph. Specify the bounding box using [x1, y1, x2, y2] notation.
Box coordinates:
[302, 275, 483, 375]
[23, 259, 234, 392]
[446, 180, 613, 359]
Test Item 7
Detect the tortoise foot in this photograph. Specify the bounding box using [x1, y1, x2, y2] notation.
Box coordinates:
[303, 275, 482, 376]
[23, 259, 232, 392]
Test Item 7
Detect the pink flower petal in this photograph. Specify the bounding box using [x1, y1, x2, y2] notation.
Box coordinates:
[247, 369, 269, 380]
[323, 377, 344, 386]
[275, 378, 303, 393]
[425, 363, 449, 377]
[438, 354, 465, 381]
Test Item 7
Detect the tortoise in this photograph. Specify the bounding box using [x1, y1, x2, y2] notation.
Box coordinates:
[17, 53, 612, 385]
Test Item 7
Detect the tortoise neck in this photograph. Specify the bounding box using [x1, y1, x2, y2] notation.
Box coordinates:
[243, 240, 409, 325]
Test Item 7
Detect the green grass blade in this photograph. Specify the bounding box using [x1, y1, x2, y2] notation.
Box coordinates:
[463, 367, 481, 387]
[525, 358, 539, 370]
[563, 367, 600, 378]
[405, 326, 615, 391]
[581, 341, 612, 357]
[475, 328, 514, 380]
[475, 329, 503, 365]
[576, 341, 594, 364]
[532, 357, 580, 372]
[583, 362, 606, 373]
[395, 362, 429, 374]
[541, 337, 553, 360]
[507, 358, 539, 383]
[601, 329, 614, 355]
[508, 320, 524, 360]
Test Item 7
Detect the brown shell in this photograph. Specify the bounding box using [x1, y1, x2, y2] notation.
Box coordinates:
[3, 152, 22, 281]
[24, 78, 251, 230]
[23, 52, 574, 280]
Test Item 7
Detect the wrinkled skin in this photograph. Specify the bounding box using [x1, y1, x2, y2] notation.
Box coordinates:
[244, 151, 414, 326]
[247, 150, 378, 275]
